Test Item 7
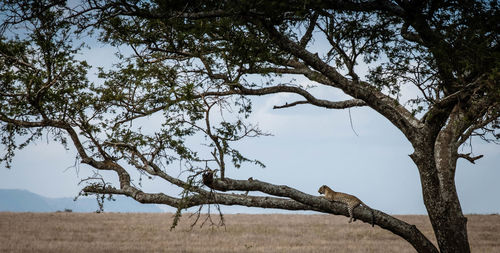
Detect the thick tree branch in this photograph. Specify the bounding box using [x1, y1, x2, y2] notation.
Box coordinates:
[110, 81, 367, 127]
[84, 183, 318, 210]
[198, 57, 368, 110]
[0, 114, 47, 128]
[235, 85, 367, 110]
[255, 20, 423, 143]
[400, 23, 423, 44]
[201, 171, 438, 253]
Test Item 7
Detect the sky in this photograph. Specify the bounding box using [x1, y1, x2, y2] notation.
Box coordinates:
[1, 32, 499, 215]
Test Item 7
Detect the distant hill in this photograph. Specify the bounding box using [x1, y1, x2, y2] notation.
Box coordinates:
[0, 189, 162, 213]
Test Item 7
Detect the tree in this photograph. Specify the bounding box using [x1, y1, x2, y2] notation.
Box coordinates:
[1, 1, 499, 252]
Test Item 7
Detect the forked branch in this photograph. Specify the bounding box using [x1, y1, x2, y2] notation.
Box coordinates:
[458, 153, 484, 164]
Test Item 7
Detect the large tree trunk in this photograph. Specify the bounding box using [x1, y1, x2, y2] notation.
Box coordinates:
[410, 124, 471, 252]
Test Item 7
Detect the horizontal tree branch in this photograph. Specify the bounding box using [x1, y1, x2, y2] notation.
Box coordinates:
[273, 98, 367, 110]
[82, 183, 318, 211]
[0, 113, 47, 128]
[458, 153, 484, 164]
[273, 100, 309, 109]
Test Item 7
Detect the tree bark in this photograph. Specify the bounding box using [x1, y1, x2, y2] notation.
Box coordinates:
[410, 122, 471, 252]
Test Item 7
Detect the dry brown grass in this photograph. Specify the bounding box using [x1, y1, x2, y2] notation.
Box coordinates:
[0, 212, 498, 252]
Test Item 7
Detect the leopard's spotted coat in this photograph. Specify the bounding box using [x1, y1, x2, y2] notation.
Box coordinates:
[318, 185, 374, 227]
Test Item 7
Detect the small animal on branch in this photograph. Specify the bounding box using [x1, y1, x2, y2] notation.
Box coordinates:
[318, 185, 375, 227]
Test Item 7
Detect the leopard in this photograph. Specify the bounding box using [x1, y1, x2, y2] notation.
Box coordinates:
[318, 185, 374, 227]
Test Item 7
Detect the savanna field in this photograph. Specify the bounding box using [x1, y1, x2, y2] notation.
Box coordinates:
[1, 213, 499, 252]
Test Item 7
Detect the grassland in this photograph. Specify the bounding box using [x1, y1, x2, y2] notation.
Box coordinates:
[0, 212, 499, 252]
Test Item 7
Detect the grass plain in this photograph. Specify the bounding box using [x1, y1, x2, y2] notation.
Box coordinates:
[0, 212, 499, 252]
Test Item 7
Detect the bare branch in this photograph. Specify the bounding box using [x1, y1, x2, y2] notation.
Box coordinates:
[273, 98, 365, 110]
[273, 100, 309, 109]
[202, 99, 226, 179]
[317, 22, 358, 80]
[458, 153, 484, 164]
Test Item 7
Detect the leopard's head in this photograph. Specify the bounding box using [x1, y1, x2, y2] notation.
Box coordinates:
[318, 185, 327, 195]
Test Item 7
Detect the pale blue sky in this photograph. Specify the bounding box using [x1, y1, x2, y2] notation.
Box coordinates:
[1, 36, 499, 215]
